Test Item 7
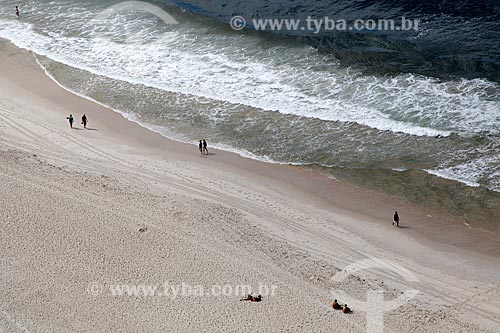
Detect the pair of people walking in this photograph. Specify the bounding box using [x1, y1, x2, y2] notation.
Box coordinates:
[198, 139, 208, 156]
[66, 114, 88, 129]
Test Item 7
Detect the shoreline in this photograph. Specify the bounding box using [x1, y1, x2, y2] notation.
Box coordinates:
[1, 38, 500, 331]
[2, 38, 499, 257]
[23, 36, 500, 236]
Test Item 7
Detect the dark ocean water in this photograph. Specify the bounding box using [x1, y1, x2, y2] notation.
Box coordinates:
[173, 0, 500, 82]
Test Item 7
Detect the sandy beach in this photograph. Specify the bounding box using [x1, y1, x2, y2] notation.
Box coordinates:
[1, 39, 500, 332]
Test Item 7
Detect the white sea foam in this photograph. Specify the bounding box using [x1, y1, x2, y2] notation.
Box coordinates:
[425, 152, 500, 191]
[1, 16, 498, 139]
[424, 169, 481, 188]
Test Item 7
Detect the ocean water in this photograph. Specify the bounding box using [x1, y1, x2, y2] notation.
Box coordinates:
[0, 0, 499, 195]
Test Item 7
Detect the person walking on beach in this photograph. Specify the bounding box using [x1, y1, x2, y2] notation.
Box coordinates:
[203, 139, 208, 155]
[66, 114, 74, 129]
[392, 210, 400, 227]
[81, 114, 88, 129]
[198, 140, 203, 156]
[15, 6, 19, 19]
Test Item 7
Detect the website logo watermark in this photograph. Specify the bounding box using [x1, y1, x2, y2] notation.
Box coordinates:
[91, 1, 178, 44]
[331, 258, 419, 333]
[230, 16, 420, 33]
[87, 281, 278, 299]
[230, 16, 247, 31]
[92, 2, 420, 44]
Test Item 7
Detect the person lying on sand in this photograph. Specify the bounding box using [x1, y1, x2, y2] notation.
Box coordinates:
[240, 294, 262, 302]
[342, 304, 352, 314]
[332, 299, 342, 310]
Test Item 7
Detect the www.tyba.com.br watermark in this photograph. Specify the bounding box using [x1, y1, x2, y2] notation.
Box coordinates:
[230, 16, 420, 33]
[90, 1, 420, 45]
[87, 281, 279, 299]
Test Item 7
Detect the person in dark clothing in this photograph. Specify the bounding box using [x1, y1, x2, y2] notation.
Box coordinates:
[15, 6, 19, 19]
[66, 114, 74, 128]
[81, 114, 88, 129]
[202, 139, 208, 155]
[198, 140, 203, 156]
[393, 211, 400, 227]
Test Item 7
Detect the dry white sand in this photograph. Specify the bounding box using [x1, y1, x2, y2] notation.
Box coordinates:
[1, 40, 500, 332]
